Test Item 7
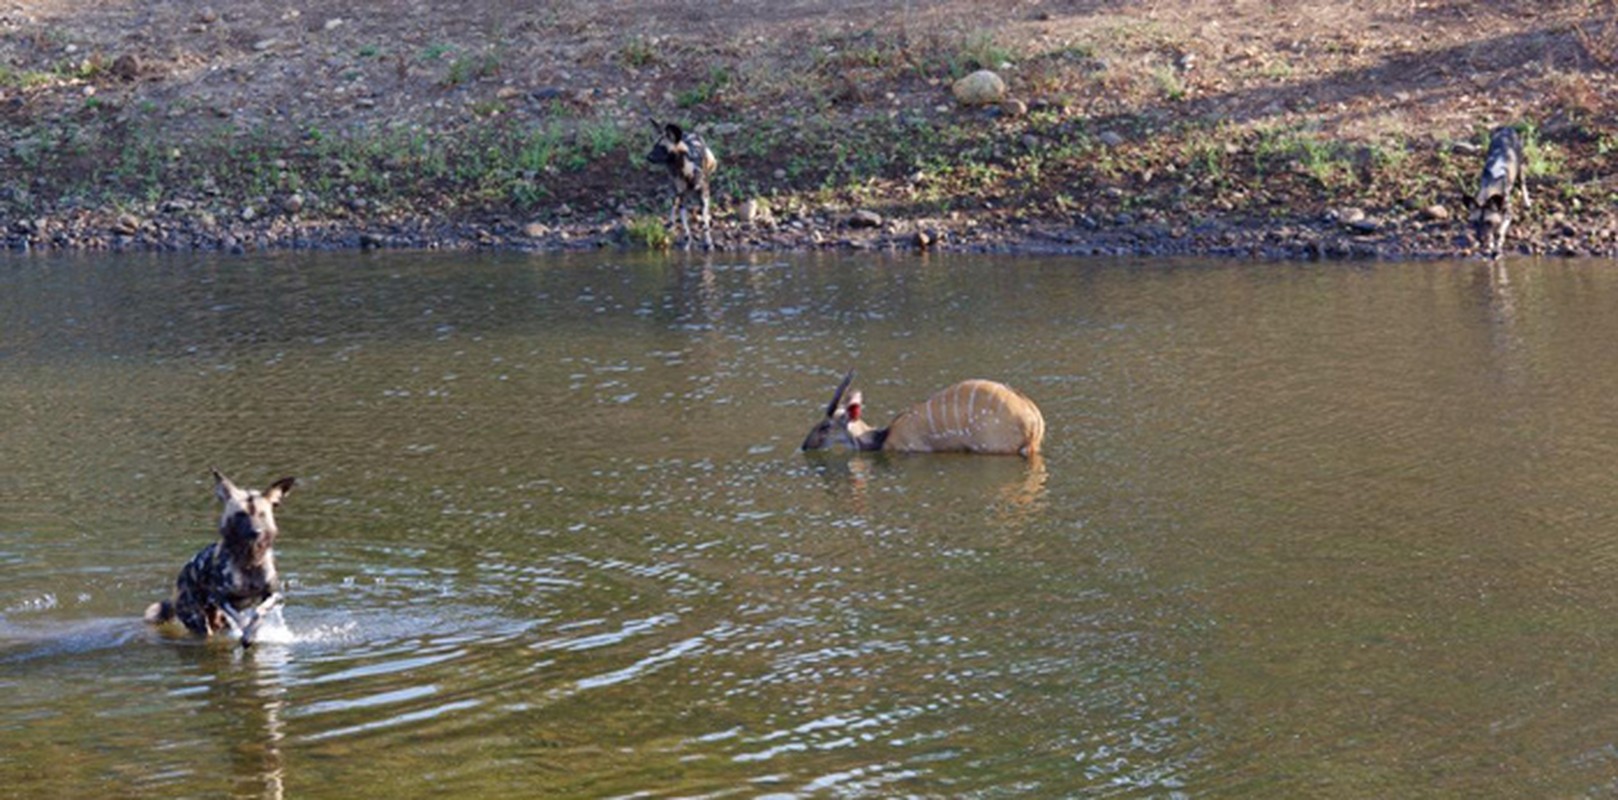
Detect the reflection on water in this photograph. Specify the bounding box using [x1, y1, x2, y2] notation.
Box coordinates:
[5, 253, 1618, 796]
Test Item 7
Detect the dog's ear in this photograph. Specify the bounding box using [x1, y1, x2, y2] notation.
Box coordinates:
[212, 468, 240, 502]
[264, 477, 296, 505]
[664, 123, 684, 142]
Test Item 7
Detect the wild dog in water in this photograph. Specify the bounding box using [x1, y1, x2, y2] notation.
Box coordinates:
[1466, 126, 1531, 258]
[145, 470, 295, 648]
[802, 371, 1046, 457]
[646, 119, 718, 251]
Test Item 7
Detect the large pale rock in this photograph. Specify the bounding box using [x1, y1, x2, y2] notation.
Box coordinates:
[952, 70, 1006, 106]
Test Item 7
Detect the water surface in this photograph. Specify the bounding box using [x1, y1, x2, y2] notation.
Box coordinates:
[4, 252, 1618, 797]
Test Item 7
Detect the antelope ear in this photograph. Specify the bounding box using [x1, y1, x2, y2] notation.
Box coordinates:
[212, 468, 239, 502]
[846, 391, 863, 422]
[264, 477, 297, 505]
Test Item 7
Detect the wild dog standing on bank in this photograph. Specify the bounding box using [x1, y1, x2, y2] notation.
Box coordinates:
[1467, 126, 1531, 258]
[646, 119, 718, 250]
[145, 470, 296, 648]
[802, 371, 1046, 457]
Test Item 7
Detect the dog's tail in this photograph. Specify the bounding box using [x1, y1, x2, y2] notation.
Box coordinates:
[144, 599, 175, 625]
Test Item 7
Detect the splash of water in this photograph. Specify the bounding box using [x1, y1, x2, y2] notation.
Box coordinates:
[242, 607, 359, 647]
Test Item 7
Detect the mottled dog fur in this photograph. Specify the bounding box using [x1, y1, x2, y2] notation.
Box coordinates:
[145, 471, 295, 648]
[1467, 126, 1531, 258]
[646, 120, 718, 250]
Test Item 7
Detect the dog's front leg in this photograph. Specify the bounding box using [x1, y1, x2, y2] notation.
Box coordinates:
[237, 593, 284, 648]
[212, 593, 279, 648]
[214, 598, 252, 638]
[701, 189, 713, 251]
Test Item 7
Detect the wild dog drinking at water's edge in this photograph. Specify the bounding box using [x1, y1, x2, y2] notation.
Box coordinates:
[1465, 126, 1531, 258]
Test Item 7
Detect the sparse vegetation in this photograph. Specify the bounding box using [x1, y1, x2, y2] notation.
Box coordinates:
[624, 215, 673, 249]
[0, 0, 1611, 257]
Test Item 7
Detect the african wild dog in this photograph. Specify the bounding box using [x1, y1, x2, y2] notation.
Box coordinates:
[1466, 126, 1531, 258]
[646, 120, 718, 250]
[145, 470, 295, 648]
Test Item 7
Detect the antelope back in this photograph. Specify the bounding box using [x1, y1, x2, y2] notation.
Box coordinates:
[883, 379, 1045, 456]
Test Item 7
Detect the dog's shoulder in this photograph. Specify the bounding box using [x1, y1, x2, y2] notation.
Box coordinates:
[683, 133, 717, 173]
[182, 541, 223, 577]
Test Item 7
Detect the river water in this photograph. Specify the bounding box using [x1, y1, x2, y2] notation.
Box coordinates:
[4, 252, 1618, 797]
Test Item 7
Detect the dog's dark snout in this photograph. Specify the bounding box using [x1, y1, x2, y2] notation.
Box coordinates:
[226, 510, 261, 538]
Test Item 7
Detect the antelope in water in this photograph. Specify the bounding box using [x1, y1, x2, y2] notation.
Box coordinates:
[801, 372, 1046, 457]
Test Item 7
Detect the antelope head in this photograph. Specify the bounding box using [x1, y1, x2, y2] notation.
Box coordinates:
[801, 371, 879, 452]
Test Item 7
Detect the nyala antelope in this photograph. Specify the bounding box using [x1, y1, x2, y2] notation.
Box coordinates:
[802, 372, 1046, 457]
[145, 470, 295, 648]
[1465, 126, 1531, 258]
[646, 119, 717, 251]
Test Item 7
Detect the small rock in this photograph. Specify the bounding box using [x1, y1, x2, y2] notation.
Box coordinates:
[711, 122, 742, 136]
[1329, 206, 1366, 224]
[999, 98, 1027, 117]
[197, 8, 219, 24]
[282, 194, 304, 214]
[1418, 204, 1451, 222]
[359, 232, 385, 250]
[914, 230, 932, 250]
[1020, 134, 1042, 150]
[1348, 217, 1382, 234]
[740, 198, 772, 226]
[252, 39, 278, 52]
[1098, 130, 1125, 148]
[522, 222, 548, 238]
[161, 198, 193, 213]
[110, 53, 140, 81]
[323, 18, 344, 31]
[240, 206, 258, 222]
[112, 213, 140, 235]
[848, 210, 883, 229]
[952, 69, 1007, 106]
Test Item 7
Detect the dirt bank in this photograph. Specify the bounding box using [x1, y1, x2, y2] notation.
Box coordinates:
[1, 0, 1615, 259]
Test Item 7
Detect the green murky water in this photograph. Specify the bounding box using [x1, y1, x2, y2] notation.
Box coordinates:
[4, 252, 1618, 797]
